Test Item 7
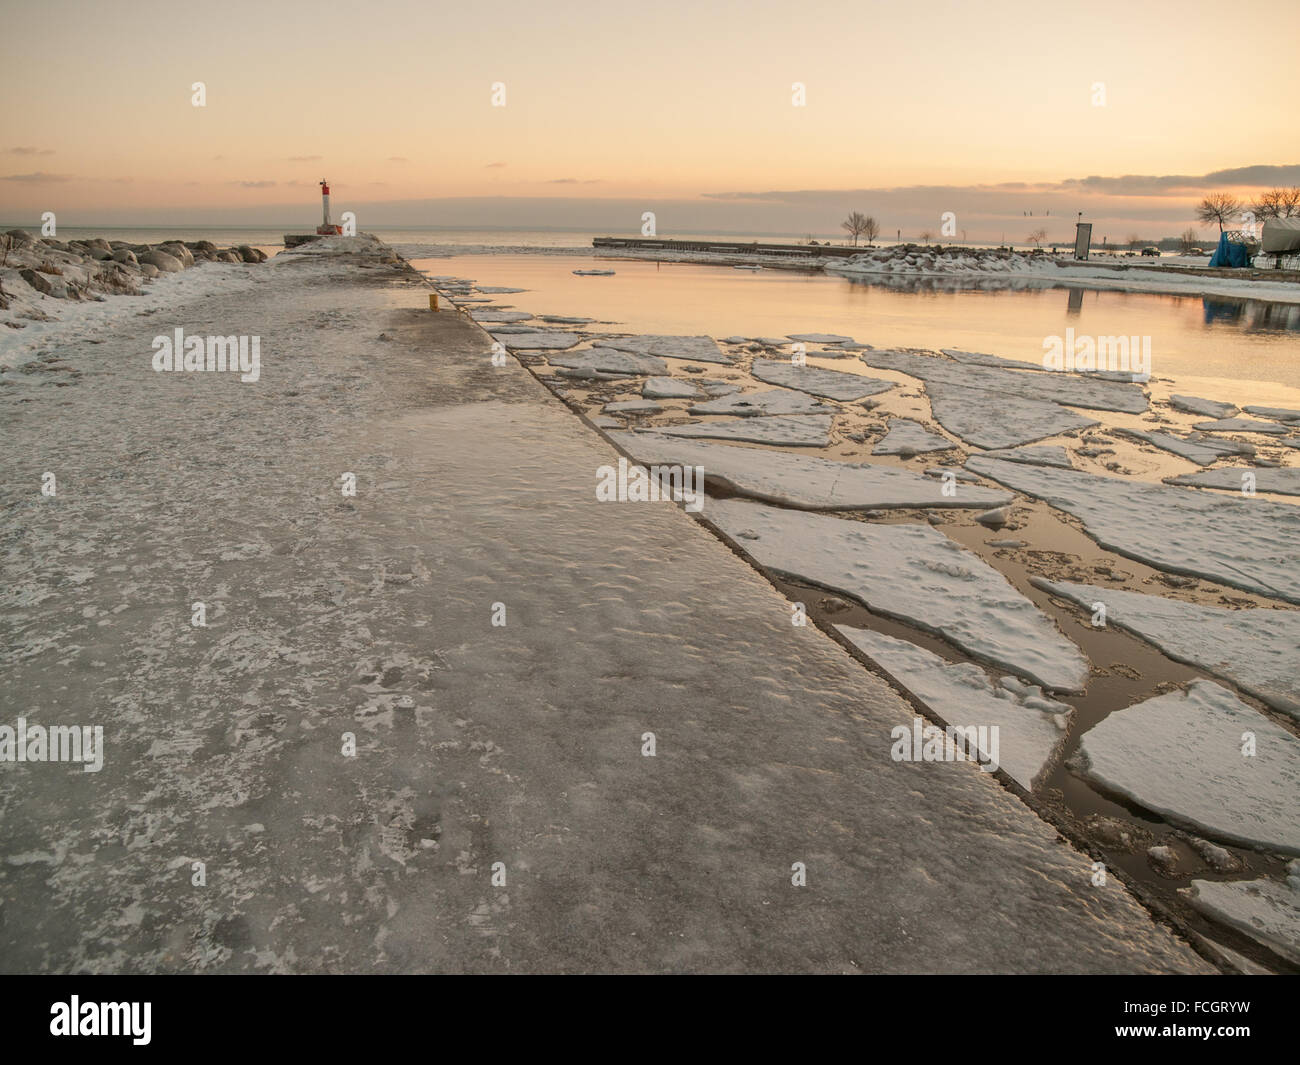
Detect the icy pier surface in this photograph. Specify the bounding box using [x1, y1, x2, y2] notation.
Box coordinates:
[0, 249, 1207, 973]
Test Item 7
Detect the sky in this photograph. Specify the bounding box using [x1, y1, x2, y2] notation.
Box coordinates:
[2, 0, 1298, 241]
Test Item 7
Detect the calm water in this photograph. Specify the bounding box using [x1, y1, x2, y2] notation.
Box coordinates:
[413, 254, 1300, 406]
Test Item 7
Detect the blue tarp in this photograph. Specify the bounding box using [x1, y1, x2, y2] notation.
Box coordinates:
[1208, 233, 1249, 268]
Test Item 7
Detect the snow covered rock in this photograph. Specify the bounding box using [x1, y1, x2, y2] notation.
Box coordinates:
[707, 499, 1089, 690]
[1071, 680, 1300, 855]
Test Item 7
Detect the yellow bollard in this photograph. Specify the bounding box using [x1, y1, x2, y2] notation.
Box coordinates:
[428, 293, 439, 311]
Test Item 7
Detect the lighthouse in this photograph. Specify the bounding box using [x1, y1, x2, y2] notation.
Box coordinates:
[317, 179, 342, 236]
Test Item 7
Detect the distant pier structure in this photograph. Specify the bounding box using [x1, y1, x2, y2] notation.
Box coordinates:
[593, 237, 869, 259]
[285, 178, 343, 248]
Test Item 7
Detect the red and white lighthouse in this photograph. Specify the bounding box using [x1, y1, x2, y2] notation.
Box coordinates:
[317, 179, 342, 236]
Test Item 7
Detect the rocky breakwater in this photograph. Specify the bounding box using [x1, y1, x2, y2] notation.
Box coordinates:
[0, 228, 268, 324]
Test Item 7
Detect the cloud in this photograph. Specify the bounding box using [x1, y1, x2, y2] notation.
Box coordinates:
[0, 171, 72, 182]
[287, 155, 322, 162]
[6, 146, 54, 156]
[387, 156, 409, 163]
[230, 180, 277, 188]
[484, 162, 507, 168]
[1057, 164, 1300, 197]
[547, 178, 579, 184]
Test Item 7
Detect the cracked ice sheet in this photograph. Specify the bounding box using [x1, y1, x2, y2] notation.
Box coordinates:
[750, 359, 894, 401]
[641, 416, 832, 446]
[1244, 405, 1300, 423]
[787, 332, 854, 344]
[491, 331, 583, 350]
[1114, 427, 1254, 465]
[593, 335, 733, 364]
[863, 349, 1149, 414]
[981, 445, 1072, 468]
[1183, 865, 1300, 965]
[835, 627, 1072, 790]
[1071, 680, 1300, 855]
[1033, 579, 1300, 721]
[548, 349, 667, 375]
[707, 499, 1089, 690]
[965, 455, 1300, 604]
[1166, 467, 1300, 497]
[689, 388, 837, 417]
[942, 349, 1138, 382]
[873, 419, 955, 455]
[609, 432, 1013, 510]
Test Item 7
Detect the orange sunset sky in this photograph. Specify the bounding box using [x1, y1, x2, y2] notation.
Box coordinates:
[2, 0, 1298, 240]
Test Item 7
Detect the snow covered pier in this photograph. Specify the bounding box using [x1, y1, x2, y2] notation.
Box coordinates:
[1, 240, 1212, 972]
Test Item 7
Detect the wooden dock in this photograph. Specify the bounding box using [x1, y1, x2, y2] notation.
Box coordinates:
[593, 236, 866, 259]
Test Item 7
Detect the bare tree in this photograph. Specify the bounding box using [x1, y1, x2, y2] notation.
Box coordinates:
[841, 212, 871, 247]
[861, 216, 879, 245]
[1195, 193, 1243, 232]
[918, 230, 934, 244]
[1180, 227, 1199, 253]
[1251, 187, 1300, 220]
[1126, 233, 1142, 251]
[1027, 227, 1047, 248]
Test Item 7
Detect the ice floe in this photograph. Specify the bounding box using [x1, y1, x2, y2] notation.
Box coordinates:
[603, 400, 662, 414]
[641, 415, 832, 447]
[548, 350, 668, 375]
[965, 456, 1300, 604]
[1183, 864, 1300, 964]
[471, 310, 534, 323]
[539, 315, 594, 324]
[835, 627, 1072, 789]
[862, 349, 1148, 414]
[1194, 417, 1291, 435]
[787, 333, 854, 344]
[750, 359, 893, 401]
[593, 335, 732, 364]
[609, 432, 1013, 510]
[1170, 394, 1238, 418]
[641, 377, 702, 399]
[706, 499, 1089, 690]
[1114, 428, 1254, 465]
[492, 331, 582, 350]
[689, 388, 837, 417]
[1243, 405, 1300, 423]
[981, 445, 1073, 468]
[925, 380, 1098, 449]
[873, 418, 956, 456]
[1033, 579, 1300, 720]
[1070, 679, 1300, 855]
[1165, 467, 1300, 496]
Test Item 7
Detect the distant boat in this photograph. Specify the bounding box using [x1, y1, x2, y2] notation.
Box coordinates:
[574, 269, 615, 276]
